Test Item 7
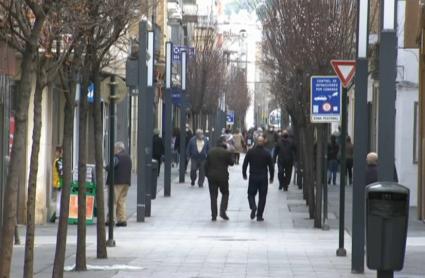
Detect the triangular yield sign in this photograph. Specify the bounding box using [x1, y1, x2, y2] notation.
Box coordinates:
[331, 60, 356, 88]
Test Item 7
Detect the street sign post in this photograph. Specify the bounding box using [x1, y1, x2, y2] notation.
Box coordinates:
[226, 111, 235, 125]
[310, 76, 342, 123]
[330, 59, 356, 258]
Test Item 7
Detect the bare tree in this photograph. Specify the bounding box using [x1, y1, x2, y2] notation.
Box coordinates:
[258, 0, 356, 223]
[226, 69, 251, 129]
[0, 1, 59, 276]
[187, 26, 227, 129]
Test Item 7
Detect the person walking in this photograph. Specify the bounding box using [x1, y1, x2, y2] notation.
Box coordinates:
[50, 146, 63, 223]
[274, 130, 296, 191]
[152, 129, 164, 176]
[327, 135, 339, 185]
[186, 129, 210, 187]
[233, 128, 245, 164]
[366, 152, 378, 185]
[242, 136, 274, 222]
[345, 136, 354, 185]
[264, 127, 277, 156]
[205, 137, 235, 221]
[106, 142, 132, 227]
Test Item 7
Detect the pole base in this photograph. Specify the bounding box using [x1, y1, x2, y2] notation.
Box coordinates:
[351, 269, 364, 274]
[106, 239, 116, 247]
[377, 270, 394, 278]
[336, 248, 347, 257]
[137, 206, 145, 222]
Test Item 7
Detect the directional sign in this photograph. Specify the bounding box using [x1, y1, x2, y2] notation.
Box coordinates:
[331, 60, 356, 88]
[310, 76, 342, 123]
[172, 45, 195, 62]
[226, 111, 235, 125]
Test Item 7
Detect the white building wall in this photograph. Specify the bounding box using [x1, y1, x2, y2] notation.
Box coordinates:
[395, 87, 418, 206]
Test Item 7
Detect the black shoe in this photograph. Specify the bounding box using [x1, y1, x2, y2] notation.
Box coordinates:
[211, 217, 217, 222]
[116, 222, 127, 227]
[199, 184, 203, 188]
[257, 217, 264, 222]
[49, 212, 56, 223]
[283, 187, 288, 192]
[278, 186, 283, 190]
[220, 213, 229, 220]
[191, 181, 195, 186]
[250, 208, 256, 220]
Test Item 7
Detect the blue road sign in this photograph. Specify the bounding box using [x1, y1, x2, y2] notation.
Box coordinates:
[172, 45, 195, 63]
[171, 87, 182, 106]
[310, 76, 341, 123]
[226, 111, 235, 125]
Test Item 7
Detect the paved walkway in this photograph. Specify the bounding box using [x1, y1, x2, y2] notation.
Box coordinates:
[11, 159, 424, 277]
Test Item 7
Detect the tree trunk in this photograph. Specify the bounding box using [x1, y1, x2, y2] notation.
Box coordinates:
[93, 71, 107, 259]
[0, 46, 36, 278]
[23, 67, 45, 278]
[76, 79, 88, 271]
[300, 125, 315, 219]
[314, 125, 323, 228]
[52, 75, 75, 278]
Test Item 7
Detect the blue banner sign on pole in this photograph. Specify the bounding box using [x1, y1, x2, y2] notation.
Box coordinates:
[310, 76, 341, 123]
[172, 45, 195, 63]
[171, 87, 182, 106]
[226, 111, 235, 125]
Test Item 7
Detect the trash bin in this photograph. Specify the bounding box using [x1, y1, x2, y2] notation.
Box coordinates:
[366, 182, 409, 271]
[151, 159, 158, 199]
[68, 181, 96, 225]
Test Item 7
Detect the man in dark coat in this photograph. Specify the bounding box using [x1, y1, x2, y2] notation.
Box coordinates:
[186, 129, 210, 187]
[106, 142, 132, 227]
[242, 136, 274, 221]
[205, 137, 235, 221]
[152, 129, 165, 176]
[274, 130, 296, 191]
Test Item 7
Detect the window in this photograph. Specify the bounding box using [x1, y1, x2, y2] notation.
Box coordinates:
[413, 102, 419, 164]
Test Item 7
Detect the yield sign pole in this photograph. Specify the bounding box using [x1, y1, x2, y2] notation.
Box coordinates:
[331, 59, 356, 258]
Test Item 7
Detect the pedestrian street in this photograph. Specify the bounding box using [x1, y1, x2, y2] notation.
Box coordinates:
[98, 156, 375, 278]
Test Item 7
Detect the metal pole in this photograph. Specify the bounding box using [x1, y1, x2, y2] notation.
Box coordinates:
[337, 87, 348, 256]
[378, 30, 397, 182]
[352, 0, 369, 272]
[145, 31, 155, 217]
[179, 51, 187, 183]
[137, 21, 148, 222]
[107, 76, 116, 247]
[164, 42, 173, 197]
[322, 124, 329, 230]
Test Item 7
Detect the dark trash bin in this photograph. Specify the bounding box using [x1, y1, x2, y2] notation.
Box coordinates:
[151, 159, 158, 199]
[366, 182, 409, 273]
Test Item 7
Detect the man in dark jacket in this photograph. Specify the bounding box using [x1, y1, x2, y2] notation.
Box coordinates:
[205, 137, 235, 221]
[186, 129, 210, 187]
[106, 142, 132, 227]
[274, 130, 296, 191]
[152, 129, 165, 176]
[242, 136, 274, 221]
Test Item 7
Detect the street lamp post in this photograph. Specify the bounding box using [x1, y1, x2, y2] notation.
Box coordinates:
[179, 51, 187, 183]
[352, 0, 369, 273]
[164, 42, 173, 197]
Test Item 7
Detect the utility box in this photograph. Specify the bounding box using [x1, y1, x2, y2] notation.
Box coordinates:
[366, 182, 409, 271]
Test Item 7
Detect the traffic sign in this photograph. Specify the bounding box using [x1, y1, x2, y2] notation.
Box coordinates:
[331, 60, 356, 88]
[226, 111, 235, 125]
[310, 76, 342, 123]
[172, 45, 195, 62]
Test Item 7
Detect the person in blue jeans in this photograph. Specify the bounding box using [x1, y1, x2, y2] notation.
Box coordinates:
[327, 135, 339, 185]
